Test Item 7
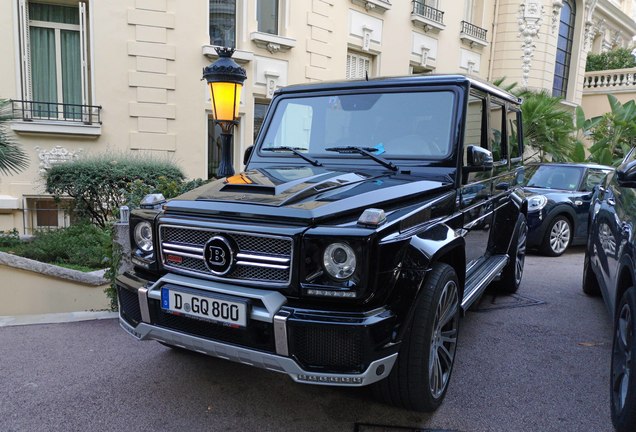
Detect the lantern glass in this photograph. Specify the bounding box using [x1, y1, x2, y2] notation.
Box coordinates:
[209, 82, 242, 122]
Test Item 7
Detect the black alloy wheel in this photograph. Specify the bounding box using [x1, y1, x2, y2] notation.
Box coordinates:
[374, 263, 460, 412]
[611, 287, 636, 432]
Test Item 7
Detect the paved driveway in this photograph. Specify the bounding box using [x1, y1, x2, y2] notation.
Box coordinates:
[0, 247, 614, 432]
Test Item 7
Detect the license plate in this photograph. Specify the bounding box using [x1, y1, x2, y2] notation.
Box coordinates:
[161, 287, 248, 327]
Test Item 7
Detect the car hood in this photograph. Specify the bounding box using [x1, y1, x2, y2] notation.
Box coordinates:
[165, 166, 453, 223]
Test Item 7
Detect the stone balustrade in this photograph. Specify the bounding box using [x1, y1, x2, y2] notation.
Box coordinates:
[583, 68, 636, 93]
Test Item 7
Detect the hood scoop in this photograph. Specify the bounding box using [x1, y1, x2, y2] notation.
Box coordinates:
[217, 170, 369, 198]
[220, 183, 276, 195]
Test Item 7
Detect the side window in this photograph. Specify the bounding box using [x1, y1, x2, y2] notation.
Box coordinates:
[507, 108, 522, 160]
[583, 169, 611, 192]
[489, 101, 505, 163]
[464, 93, 485, 166]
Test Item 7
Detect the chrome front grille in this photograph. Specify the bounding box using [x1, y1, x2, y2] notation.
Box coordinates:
[159, 225, 293, 286]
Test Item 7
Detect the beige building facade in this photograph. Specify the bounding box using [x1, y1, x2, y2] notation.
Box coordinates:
[0, 0, 635, 234]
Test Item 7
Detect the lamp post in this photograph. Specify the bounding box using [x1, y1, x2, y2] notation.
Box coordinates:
[203, 47, 247, 178]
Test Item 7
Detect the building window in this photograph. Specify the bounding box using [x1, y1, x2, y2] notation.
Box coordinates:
[464, 0, 484, 25]
[16, 1, 92, 122]
[209, 0, 236, 48]
[257, 0, 278, 35]
[36, 199, 59, 227]
[553, 0, 575, 98]
[346, 52, 372, 80]
[254, 101, 269, 143]
[24, 197, 73, 234]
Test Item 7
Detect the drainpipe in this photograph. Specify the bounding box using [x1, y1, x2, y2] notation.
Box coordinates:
[487, 0, 501, 81]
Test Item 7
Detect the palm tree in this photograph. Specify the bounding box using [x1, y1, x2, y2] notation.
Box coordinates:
[0, 99, 29, 175]
[517, 89, 575, 162]
[492, 78, 576, 162]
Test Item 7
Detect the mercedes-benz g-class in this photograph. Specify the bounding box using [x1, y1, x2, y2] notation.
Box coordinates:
[116, 74, 528, 411]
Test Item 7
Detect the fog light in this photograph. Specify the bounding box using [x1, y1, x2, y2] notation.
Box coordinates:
[306, 289, 357, 298]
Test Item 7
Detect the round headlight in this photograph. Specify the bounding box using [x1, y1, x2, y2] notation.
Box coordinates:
[323, 242, 356, 280]
[528, 195, 548, 212]
[134, 221, 153, 252]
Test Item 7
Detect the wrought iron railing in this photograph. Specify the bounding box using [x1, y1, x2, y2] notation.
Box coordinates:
[412, 1, 444, 24]
[10, 100, 102, 125]
[460, 20, 487, 42]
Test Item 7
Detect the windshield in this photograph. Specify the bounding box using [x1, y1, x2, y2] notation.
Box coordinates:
[524, 165, 584, 191]
[259, 91, 455, 159]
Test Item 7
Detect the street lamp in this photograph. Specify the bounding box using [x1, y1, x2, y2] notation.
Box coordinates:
[203, 47, 247, 178]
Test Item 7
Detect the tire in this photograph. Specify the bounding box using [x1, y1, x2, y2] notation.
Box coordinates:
[541, 215, 572, 257]
[374, 263, 460, 412]
[582, 250, 601, 296]
[491, 213, 527, 294]
[611, 287, 636, 432]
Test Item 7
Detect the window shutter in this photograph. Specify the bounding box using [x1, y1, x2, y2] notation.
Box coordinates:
[79, 1, 90, 122]
[346, 52, 371, 80]
[17, 0, 32, 116]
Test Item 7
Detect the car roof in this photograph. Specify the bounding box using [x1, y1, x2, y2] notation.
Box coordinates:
[275, 74, 522, 104]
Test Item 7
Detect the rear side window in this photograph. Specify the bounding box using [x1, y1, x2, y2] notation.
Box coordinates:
[489, 101, 505, 163]
[463, 93, 485, 165]
[507, 108, 522, 160]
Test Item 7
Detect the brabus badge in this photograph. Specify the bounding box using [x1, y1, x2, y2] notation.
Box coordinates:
[203, 235, 236, 275]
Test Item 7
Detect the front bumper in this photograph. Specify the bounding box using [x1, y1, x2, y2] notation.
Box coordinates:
[116, 271, 398, 387]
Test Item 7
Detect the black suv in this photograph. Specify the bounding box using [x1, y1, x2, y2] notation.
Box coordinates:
[117, 75, 528, 412]
[584, 148, 636, 431]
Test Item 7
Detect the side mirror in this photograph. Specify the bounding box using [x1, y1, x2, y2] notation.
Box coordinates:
[243, 145, 254, 166]
[465, 145, 493, 172]
[617, 160, 636, 187]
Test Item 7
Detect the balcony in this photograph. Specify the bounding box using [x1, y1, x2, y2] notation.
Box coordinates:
[583, 68, 636, 92]
[10, 100, 102, 136]
[411, 1, 445, 32]
[350, 0, 391, 14]
[460, 21, 488, 48]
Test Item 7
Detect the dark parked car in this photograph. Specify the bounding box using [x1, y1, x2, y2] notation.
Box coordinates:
[116, 75, 528, 412]
[584, 150, 636, 432]
[524, 162, 612, 256]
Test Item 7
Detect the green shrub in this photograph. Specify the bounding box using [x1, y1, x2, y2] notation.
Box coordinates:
[45, 154, 185, 227]
[0, 228, 21, 247]
[586, 48, 636, 72]
[122, 176, 209, 212]
[4, 223, 111, 270]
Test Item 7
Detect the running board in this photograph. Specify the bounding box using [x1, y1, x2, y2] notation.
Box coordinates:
[461, 254, 509, 311]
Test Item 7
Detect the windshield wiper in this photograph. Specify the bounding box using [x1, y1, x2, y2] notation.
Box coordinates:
[324, 146, 399, 172]
[262, 146, 322, 167]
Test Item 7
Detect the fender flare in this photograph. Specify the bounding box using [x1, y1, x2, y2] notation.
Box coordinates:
[391, 223, 465, 342]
